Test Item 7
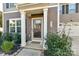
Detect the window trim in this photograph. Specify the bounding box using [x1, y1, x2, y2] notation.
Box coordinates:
[60, 5, 65, 14]
[6, 3, 9, 9]
[9, 18, 21, 33]
[6, 3, 15, 9]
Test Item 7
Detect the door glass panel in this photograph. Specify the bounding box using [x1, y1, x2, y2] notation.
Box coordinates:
[33, 19, 41, 38]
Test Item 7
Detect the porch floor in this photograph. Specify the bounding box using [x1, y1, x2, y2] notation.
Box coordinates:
[25, 41, 44, 50]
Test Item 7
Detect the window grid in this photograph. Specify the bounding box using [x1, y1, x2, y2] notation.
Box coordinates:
[6, 3, 15, 9]
[9, 18, 21, 34]
[60, 3, 78, 14]
[68, 4, 76, 14]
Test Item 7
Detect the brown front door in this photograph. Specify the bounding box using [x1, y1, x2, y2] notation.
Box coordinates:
[32, 18, 43, 42]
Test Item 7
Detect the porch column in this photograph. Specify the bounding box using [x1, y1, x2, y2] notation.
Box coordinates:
[2, 13, 7, 33]
[21, 11, 26, 47]
[57, 3, 60, 33]
[43, 8, 48, 49]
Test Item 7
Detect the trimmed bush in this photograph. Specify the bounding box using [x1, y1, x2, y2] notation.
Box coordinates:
[1, 41, 14, 54]
[1, 33, 14, 42]
[0, 33, 21, 54]
[44, 33, 73, 56]
[4, 33, 13, 41]
[13, 33, 21, 44]
[1, 33, 21, 45]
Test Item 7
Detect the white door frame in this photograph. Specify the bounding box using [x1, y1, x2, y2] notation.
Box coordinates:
[31, 17, 43, 42]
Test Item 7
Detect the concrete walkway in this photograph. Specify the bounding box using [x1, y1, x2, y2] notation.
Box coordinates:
[72, 36, 79, 56]
[16, 48, 43, 56]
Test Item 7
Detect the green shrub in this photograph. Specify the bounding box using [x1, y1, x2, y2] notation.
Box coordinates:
[13, 33, 21, 44]
[1, 33, 21, 45]
[5, 33, 13, 41]
[1, 41, 14, 54]
[0, 33, 14, 49]
[44, 33, 73, 56]
[0, 33, 21, 54]
[1, 33, 13, 42]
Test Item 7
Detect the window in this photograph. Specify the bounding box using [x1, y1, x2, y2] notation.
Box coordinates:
[66, 5, 69, 14]
[6, 3, 9, 8]
[69, 4, 76, 14]
[10, 3, 15, 8]
[60, 3, 78, 14]
[9, 18, 21, 34]
[6, 3, 15, 9]
[60, 5, 65, 14]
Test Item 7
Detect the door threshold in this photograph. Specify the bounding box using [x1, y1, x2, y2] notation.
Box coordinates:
[32, 40, 41, 42]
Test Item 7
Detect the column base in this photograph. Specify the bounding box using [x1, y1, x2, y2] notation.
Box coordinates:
[21, 42, 26, 47]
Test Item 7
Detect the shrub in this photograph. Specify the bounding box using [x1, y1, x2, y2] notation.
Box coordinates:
[13, 33, 21, 44]
[1, 40, 14, 54]
[1, 33, 21, 45]
[0, 33, 14, 49]
[44, 33, 73, 56]
[0, 33, 21, 54]
[4, 33, 13, 41]
[1, 33, 14, 42]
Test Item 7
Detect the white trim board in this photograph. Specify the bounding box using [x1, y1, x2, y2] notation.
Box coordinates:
[9, 18, 21, 20]
[3, 11, 19, 13]
[19, 5, 58, 11]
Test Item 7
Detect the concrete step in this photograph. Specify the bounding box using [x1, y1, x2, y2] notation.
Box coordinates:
[26, 41, 43, 50]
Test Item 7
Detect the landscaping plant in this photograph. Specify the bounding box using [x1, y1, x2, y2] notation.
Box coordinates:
[44, 22, 73, 56]
[4, 33, 13, 41]
[44, 33, 73, 56]
[1, 40, 14, 54]
[13, 33, 21, 44]
[1, 33, 21, 44]
[0, 33, 21, 54]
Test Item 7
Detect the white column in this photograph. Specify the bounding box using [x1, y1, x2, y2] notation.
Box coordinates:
[43, 8, 48, 49]
[2, 13, 6, 33]
[57, 3, 60, 33]
[43, 8, 48, 38]
[21, 11, 26, 47]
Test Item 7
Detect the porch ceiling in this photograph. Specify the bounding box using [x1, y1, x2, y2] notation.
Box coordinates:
[16, 3, 57, 11]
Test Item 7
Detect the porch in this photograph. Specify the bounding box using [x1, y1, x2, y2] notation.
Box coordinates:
[21, 8, 48, 50]
[16, 3, 58, 49]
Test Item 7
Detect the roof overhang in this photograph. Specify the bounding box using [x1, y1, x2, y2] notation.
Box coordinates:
[16, 3, 58, 11]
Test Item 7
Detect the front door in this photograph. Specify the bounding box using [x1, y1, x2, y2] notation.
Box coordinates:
[32, 18, 43, 42]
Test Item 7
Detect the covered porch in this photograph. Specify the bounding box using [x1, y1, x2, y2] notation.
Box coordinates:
[16, 3, 58, 49]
